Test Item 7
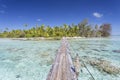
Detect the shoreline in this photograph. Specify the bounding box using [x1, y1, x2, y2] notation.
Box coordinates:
[0, 37, 87, 41]
[0, 36, 112, 41]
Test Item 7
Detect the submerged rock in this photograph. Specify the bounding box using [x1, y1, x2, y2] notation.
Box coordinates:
[101, 49, 109, 51]
[112, 50, 120, 53]
[46, 58, 54, 66]
[41, 52, 49, 57]
[39, 57, 53, 66]
[89, 59, 120, 75]
[6, 48, 23, 52]
[92, 49, 101, 52]
[16, 75, 21, 78]
[11, 56, 22, 62]
[81, 56, 120, 75]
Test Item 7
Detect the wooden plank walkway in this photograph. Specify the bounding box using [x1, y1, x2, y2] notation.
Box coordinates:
[46, 37, 77, 80]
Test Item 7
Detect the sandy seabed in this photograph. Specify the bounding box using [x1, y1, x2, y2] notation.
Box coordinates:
[0, 36, 120, 80]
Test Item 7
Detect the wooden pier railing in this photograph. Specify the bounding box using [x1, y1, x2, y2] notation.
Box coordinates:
[46, 37, 77, 80]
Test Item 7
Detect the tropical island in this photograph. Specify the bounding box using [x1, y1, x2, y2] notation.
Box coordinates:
[0, 19, 111, 40]
[0, 0, 120, 79]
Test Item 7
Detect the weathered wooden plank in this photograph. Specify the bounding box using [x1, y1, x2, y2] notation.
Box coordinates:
[46, 38, 77, 80]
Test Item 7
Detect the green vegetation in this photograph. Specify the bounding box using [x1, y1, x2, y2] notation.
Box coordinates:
[0, 19, 111, 38]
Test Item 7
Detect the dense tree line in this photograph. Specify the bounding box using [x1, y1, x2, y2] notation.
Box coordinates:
[0, 19, 111, 38]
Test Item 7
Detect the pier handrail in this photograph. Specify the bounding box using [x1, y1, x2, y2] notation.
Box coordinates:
[68, 39, 96, 80]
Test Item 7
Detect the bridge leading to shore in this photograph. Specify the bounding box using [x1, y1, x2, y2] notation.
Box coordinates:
[46, 37, 96, 80]
[46, 37, 77, 80]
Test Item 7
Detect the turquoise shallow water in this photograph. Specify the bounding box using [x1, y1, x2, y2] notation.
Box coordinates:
[0, 39, 60, 80]
[0, 36, 120, 80]
[69, 36, 120, 80]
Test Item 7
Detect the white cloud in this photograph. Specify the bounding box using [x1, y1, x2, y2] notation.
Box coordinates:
[93, 12, 103, 18]
[37, 19, 41, 22]
[0, 10, 5, 14]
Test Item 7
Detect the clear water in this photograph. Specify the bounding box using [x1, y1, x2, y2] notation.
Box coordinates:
[69, 36, 120, 80]
[0, 39, 60, 80]
[0, 36, 120, 80]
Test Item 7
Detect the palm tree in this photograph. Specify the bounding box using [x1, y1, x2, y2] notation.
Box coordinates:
[100, 24, 111, 37]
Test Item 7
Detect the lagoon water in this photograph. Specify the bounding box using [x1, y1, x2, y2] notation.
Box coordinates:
[69, 36, 120, 80]
[0, 36, 120, 80]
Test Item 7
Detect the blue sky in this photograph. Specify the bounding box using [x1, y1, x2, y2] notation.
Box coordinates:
[0, 0, 120, 35]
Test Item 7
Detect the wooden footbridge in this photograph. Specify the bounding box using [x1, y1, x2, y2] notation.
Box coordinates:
[46, 37, 78, 80]
[46, 37, 96, 80]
